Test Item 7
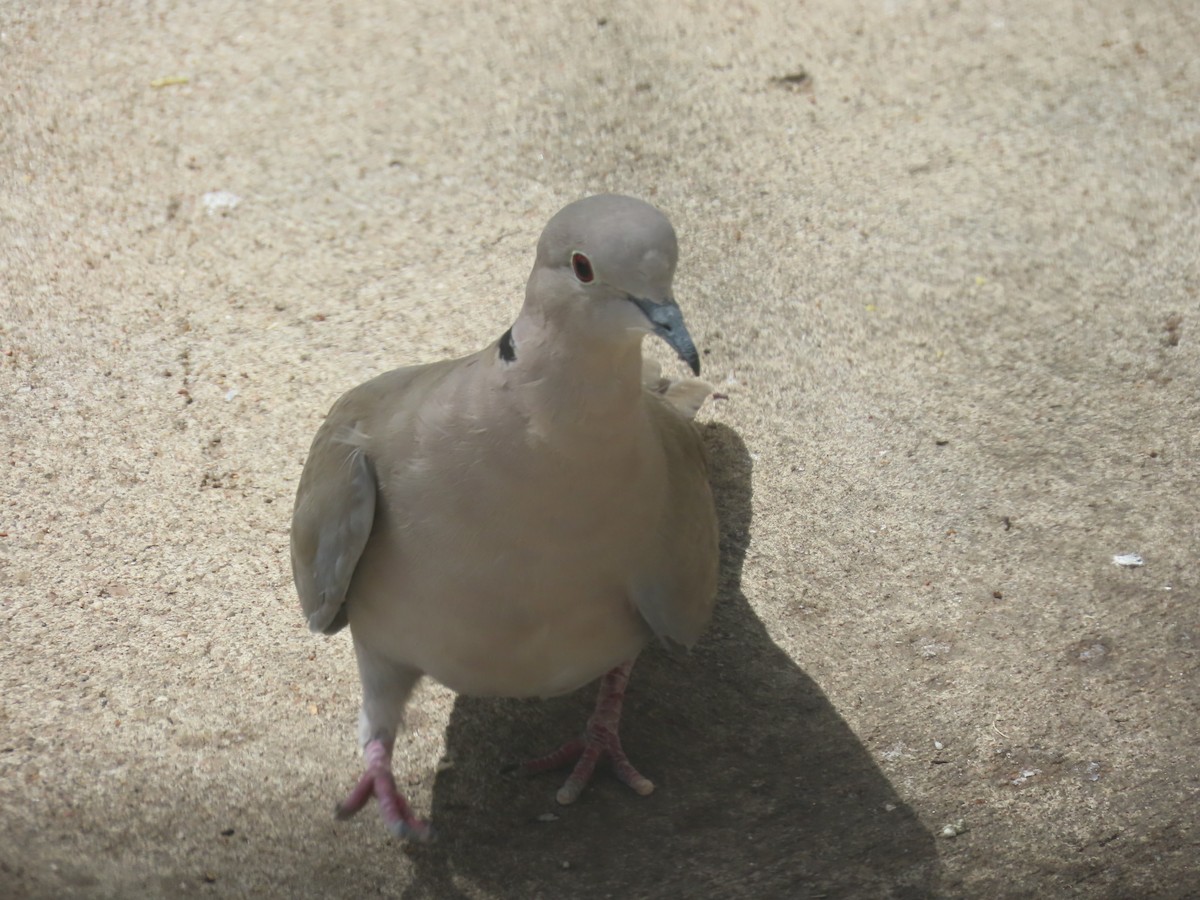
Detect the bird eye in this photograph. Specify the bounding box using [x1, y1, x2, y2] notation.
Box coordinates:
[571, 252, 595, 284]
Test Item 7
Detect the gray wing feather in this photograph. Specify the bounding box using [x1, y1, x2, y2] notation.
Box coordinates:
[291, 429, 378, 634]
[630, 392, 719, 648]
[289, 361, 461, 635]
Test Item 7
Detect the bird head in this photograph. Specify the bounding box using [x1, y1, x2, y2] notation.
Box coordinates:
[522, 194, 701, 375]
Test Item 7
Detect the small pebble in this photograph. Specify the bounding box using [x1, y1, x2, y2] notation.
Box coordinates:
[202, 190, 241, 215]
[941, 819, 967, 838]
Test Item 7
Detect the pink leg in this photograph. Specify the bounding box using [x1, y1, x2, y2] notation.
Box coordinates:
[523, 660, 655, 805]
[335, 738, 433, 842]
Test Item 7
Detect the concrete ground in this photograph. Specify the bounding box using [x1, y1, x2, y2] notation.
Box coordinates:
[2, 1, 1197, 897]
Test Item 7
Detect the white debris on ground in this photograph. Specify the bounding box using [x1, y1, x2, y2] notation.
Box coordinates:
[1112, 553, 1144, 568]
[202, 190, 242, 215]
[941, 820, 968, 839]
[920, 640, 952, 658]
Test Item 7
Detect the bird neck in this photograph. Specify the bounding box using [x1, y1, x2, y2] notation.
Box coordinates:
[507, 313, 647, 431]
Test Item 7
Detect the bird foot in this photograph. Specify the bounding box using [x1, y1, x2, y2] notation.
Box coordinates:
[522, 727, 655, 805]
[520, 661, 655, 805]
[335, 738, 434, 842]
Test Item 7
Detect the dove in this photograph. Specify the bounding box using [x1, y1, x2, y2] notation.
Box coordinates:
[290, 194, 719, 840]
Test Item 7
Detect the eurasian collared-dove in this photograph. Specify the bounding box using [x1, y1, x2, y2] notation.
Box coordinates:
[291, 194, 719, 840]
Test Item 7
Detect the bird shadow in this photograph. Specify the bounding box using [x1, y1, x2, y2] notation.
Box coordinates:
[401, 423, 941, 899]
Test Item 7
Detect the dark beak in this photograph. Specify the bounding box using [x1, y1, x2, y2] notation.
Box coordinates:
[629, 296, 701, 376]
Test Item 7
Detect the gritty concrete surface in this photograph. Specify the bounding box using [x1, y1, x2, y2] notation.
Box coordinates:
[1, 1, 1198, 897]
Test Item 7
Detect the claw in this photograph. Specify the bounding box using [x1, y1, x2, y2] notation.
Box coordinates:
[336, 739, 433, 841]
[521, 660, 655, 805]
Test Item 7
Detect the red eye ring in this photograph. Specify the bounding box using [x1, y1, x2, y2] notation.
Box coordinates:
[571, 252, 595, 284]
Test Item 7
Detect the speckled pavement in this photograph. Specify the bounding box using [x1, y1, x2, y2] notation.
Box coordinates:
[2, 2, 1197, 897]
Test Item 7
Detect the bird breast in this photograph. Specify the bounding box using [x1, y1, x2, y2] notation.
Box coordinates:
[348, 397, 667, 698]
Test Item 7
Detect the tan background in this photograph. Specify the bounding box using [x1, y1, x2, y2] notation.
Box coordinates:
[2, 1, 1197, 897]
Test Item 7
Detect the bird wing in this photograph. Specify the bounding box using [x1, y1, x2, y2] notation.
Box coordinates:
[290, 395, 380, 634]
[630, 385, 720, 648]
[290, 362, 456, 634]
